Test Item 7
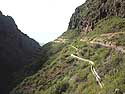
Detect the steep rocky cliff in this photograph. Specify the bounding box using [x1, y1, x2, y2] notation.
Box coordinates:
[0, 12, 41, 94]
[68, 0, 125, 30]
[2, 0, 125, 94]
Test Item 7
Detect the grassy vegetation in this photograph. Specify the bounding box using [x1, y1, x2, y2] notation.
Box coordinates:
[87, 16, 125, 38]
[10, 16, 125, 94]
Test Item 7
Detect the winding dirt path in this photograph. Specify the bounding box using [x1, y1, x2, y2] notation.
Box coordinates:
[71, 54, 104, 88]
[71, 46, 104, 88]
[80, 34, 125, 53]
[70, 32, 125, 88]
[53, 38, 68, 43]
[100, 32, 125, 37]
[71, 54, 94, 65]
[90, 41, 125, 53]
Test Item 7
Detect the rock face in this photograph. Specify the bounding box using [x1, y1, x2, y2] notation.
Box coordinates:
[68, 0, 125, 31]
[0, 12, 41, 94]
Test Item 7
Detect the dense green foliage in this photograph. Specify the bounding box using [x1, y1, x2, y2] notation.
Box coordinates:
[7, 0, 125, 93]
[10, 16, 125, 94]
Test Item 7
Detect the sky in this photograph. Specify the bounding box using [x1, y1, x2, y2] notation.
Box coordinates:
[0, 0, 86, 43]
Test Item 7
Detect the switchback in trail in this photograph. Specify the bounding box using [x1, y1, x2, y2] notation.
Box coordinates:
[71, 46, 104, 88]
[80, 32, 125, 53]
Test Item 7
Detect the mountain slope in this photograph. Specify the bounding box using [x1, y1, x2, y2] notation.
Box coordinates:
[0, 12, 41, 94]
[10, 0, 125, 94]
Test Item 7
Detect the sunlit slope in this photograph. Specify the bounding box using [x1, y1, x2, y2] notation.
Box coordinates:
[11, 16, 125, 94]
[10, 0, 125, 93]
